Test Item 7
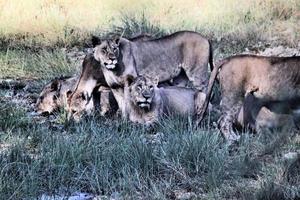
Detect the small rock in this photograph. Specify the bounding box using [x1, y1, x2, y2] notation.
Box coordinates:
[174, 189, 196, 200]
[40, 192, 94, 200]
[110, 192, 122, 200]
[283, 152, 299, 161]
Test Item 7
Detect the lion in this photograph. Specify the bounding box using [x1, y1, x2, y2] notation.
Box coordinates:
[67, 34, 153, 120]
[67, 54, 108, 120]
[67, 85, 118, 121]
[123, 75, 207, 125]
[36, 76, 77, 115]
[198, 55, 300, 141]
[36, 75, 117, 121]
[93, 31, 213, 118]
[236, 91, 296, 134]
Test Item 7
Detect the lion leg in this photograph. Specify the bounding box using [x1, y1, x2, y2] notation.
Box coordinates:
[99, 90, 111, 116]
[182, 62, 209, 114]
[111, 88, 127, 119]
[218, 95, 243, 142]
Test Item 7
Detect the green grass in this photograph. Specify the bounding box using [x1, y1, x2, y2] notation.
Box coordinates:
[0, 102, 300, 199]
[0, 48, 77, 79]
[0, 18, 299, 199]
[0, 1, 299, 199]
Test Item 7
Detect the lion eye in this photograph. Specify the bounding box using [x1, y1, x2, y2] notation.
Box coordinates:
[81, 93, 87, 101]
[102, 47, 107, 53]
[53, 95, 58, 101]
[137, 85, 142, 90]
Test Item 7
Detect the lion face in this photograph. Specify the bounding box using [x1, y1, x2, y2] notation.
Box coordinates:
[35, 79, 62, 115]
[67, 91, 94, 121]
[127, 76, 159, 110]
[93, 39, 120, 70]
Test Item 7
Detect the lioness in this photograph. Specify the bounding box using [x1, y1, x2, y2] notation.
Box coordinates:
[36, 76, 77, 114]
[198, 55, 300, 141]
[93, 31, 213, 118]
[36, 74, 116, 121]
[124, 75, 206, 125]
[68, 85, 118, 121]
[67, 54, 108, 119]
[68, 34, 153, 120]
[236, 92, 296, 133]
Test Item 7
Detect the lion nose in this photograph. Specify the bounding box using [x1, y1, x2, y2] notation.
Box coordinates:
[108, 53, 115, 59]
[71, 110, 77, 114]
[142, 92, 151, 99]
[41, 111, 50, 116]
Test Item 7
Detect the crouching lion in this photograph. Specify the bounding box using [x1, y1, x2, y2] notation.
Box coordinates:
[36, 75, 117, 121]
[123, 75, 207, 125]
[67, 85, 118, 121]
[198, 55, 300, 141]
[35, 76, 78, 115]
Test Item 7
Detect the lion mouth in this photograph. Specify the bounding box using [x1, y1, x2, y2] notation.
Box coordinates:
[34, 109, 51, 116]
[104, 60, 118, 70]
[137, 101, 151, 109]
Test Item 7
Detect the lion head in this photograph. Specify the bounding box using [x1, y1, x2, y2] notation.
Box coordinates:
[67, 90, 94, 122]
[35, 79, 65, 115]
[92, 36, 120, 70]
[125, 75, 159, 110]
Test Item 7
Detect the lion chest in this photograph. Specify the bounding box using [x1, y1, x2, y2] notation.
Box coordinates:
[102, 69, 123, 88]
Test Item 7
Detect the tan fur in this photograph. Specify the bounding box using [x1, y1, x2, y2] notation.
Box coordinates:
[67, 86, 118, 122]
[199, 55, 300, 141]
[67, 54, 108, 120]
[35, 74, 116, 121]
[93, 31, 213, 118]
[98, 86, 118, 116]
[237, 93, 295, 133]
[36, 76, 78, 114]
[124, 76, 206, 125]
[68, 35, 153, 120]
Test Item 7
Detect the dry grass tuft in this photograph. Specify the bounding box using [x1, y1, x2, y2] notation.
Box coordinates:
[0, 0, 299, 46]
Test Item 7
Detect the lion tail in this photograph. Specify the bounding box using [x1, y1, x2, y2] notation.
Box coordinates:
[197, 58, 228, 125]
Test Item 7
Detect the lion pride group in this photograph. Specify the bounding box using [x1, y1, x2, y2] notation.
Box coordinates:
[35, 31, 300, 142]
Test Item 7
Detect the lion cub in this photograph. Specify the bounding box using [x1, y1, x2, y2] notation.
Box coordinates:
[124, 75, 206, 125]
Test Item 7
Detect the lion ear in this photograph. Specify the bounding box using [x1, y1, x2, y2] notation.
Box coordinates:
[152, 76, 159, 86]
[145, 75, 159, 86]
[66, 90, 73, 98]
[113, 36, 121, 46]
[124, 75, 135, 86]
[91, 35, 101, 47]
[50, 79, 61, 91]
